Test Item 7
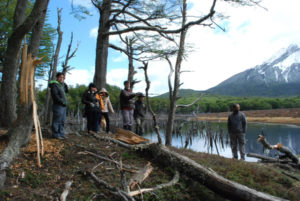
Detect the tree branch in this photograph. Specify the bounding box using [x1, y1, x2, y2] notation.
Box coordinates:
[176, 94, 204, 108]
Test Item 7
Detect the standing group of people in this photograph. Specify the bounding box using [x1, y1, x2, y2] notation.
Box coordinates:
[81, 80, 146, 135]
[49, 73, 247, 161]
[81, 83, 114, 134]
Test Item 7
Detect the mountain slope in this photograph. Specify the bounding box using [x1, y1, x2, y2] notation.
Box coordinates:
[207, 45, 300, 97]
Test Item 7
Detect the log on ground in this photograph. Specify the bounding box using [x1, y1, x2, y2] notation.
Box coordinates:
[139, 143, 287, 201]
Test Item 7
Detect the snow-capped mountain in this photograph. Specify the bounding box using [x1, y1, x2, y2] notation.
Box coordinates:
[207, 44, 300, 97]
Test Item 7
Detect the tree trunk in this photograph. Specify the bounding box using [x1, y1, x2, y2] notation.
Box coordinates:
[28, 0, 49, 56]
[165, 1, 187, 146]
[140, 144, 287, 201]
[0, 0, 48, 127]
[94, 0, 112, 89]
[127, 39, 135, 85]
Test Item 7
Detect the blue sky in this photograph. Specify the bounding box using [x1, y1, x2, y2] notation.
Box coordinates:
[41, 0, 300, 95]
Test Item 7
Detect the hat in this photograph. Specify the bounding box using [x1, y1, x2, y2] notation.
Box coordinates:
[99, 88, 108, 95]
[137, 92, 145, 97]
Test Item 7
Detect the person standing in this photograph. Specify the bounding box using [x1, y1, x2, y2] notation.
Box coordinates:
[49, 72, 68, 139]
[227, 104, 247, 160]
[134, 93, 146, 135]
[120, 81, 136, 131]
[97, 88, 114, 133]
[82, 83, 101, 133]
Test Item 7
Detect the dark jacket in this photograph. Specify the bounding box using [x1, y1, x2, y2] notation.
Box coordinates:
[134, 100, 146, 119]
[227, 111, 247, 134]
[82, 89, 101, 112]
[120, 89, 135, 110]
[49, 80, 68, 106]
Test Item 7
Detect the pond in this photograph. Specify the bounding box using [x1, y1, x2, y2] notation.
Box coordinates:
[141, 121, 300, 162]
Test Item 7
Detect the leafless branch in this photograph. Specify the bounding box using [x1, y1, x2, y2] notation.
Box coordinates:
[106, 0, 217, 36]
[176, 94, 204, 108]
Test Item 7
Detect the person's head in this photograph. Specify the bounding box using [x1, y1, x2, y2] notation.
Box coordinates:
[88, 83, 97, 93]
[137, 93, 145, 101]
[123, 80, 130, 89]
[233, 104, 240, 113]
[99, 88, 108, 97]
[56, 72, 65, 83]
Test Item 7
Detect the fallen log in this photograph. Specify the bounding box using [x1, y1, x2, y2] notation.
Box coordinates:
[139, 144, 287, 201]
[257, 135, 299, 164]
[93, 135, 287, 201]
[247, 153, 291, 163]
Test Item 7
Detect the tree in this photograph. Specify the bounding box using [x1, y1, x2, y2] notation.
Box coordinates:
[0, 0, 49, 127]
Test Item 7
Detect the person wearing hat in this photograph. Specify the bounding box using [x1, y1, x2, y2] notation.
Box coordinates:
[120, 80, 137, 131]
[82, 83, 101, 133]
[96, 88, 114, 133]
[134, 92, 146, 135]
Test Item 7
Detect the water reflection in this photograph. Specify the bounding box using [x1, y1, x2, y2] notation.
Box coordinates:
[141, 120, 300, 162]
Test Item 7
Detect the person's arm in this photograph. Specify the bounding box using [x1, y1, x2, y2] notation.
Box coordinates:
[63, 83, 69, 93]
[107, 97, 114, 113]
[227, 115, 231, 133]
[82, 91, 91, 105]
[242, 114, 247, 133]
[122, 89, 136, 99]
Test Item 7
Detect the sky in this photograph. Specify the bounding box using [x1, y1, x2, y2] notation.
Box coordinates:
[41, 0, 300, 95]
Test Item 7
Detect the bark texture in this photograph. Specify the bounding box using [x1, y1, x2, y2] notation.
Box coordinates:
[139, 144, 287, 201]
[0, 0, 48, 127]
[94, 0, 112, 89]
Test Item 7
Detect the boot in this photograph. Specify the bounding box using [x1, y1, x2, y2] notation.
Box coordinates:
[123, 125, 128, 130]
[127, 125, 132, 131]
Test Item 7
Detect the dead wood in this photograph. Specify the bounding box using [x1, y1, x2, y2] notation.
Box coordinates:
[129, 162, 153, 190]
[247, 153, 290, 163]
[129, 170, 179, 197]
[93, 135, 287, 201]
[139, 62, 162, 144]
[60, 180, 73, 201]
[88, 164, 135, 201]
[258, 135, 299, 164]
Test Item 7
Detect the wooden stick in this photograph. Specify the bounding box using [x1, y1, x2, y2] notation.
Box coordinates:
[129, 162, 153, 190]
[60, 181, 73, 201]
[129, 171, 179, 197]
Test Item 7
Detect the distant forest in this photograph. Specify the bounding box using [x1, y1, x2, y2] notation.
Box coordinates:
[37, 85, 300, 115]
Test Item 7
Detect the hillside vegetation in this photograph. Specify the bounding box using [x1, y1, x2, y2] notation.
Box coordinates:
[37, 87, 300, 115]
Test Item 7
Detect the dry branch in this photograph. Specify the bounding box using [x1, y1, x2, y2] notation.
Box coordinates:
[129, 170, 179, 197]
[60, 180, 73, 201]
[129, 162, 153, 190]
[257, 135, 299, 164]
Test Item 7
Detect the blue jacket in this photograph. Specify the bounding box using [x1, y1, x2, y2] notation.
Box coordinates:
[227, 111, 247, 134]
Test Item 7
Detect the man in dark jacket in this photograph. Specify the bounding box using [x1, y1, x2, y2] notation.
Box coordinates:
[227, 104, 247, 160]
[134, 93, 146, 135]
[49, 72, 68, 139]
[120, 81, 136, 130]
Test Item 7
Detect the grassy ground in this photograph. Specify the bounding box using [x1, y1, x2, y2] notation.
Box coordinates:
[0, 130, 300, 201]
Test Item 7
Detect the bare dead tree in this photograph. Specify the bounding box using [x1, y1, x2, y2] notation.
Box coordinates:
[62, 32, 79, 76]
[44, 8, 63, 125]
[139, 62, 162, 144]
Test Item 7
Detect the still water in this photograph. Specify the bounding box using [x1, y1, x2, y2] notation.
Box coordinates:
[141, 121, 300, 162]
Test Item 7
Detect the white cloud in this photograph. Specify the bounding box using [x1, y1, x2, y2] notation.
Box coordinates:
[69, 0, 93, 8]
[65, 68, 94, 87]
[89, 27, 98, 38]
